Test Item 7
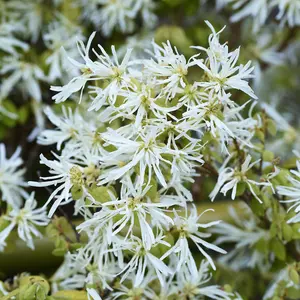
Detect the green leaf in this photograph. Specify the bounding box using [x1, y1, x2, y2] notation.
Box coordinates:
[292, 224, 300, 239]
[286, 286, 300, 299]
[250, 198, 264, 217]
[255, 129, 265, 142]
[282, 223, 293, 242]
[69, 243, 83, 251]
[262, 150, 275, 162]
[89, 186, 114, 203]
[266, 119, 277, 136]
[270, 223, 278, 238]
[52, 248, 67, 257]
[255, 238, 269, 255]
[270, 238, 286, 261]
[236, 182, 246, 197]
[289, 268, 300, 285]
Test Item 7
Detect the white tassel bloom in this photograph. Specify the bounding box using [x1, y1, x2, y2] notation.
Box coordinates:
[0, 193, 48, 250]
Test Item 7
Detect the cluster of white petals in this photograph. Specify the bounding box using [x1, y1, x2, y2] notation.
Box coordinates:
[0, 0, 299, 298]
[218, 0, 300, 30]
[0, 144, 48, 251]
[77, 0, 157, 37]
[210, 204, 271, 271]
[29, 21, 260, 299]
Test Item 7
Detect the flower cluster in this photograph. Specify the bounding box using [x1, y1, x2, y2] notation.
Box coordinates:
[0, 144, 48, 251]
[217, 0, 300, 30]
[0, 0, 298, 142]
[0, 1, 85, 138]
[27, 21, 263, 299]
[0, 0, 299, 299]
[77, 0, 157, 37]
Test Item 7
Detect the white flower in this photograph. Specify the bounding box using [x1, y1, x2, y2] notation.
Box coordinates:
[51, 32, 132, 112]
[50, 32, 96, 104]
[110, 272, 155, 299]
[252, 28, 285, 66]
[38, 106, 85, 151]
[110, 82, 179, 128]
[51, 253, 86, 293]
[87, 46, 132, 111]
[193, 22, 257, 99]
[277, 160, 300, 223]
[220, 0, 300, 29]
[0, 22, 28, 56]
[39, 105, 108, 157]
[184, 96, 256, 153]
[7, 0, 43, 42]
[162, 206, 226, 272]
[120, 236, 172, 287]
[134, 0, 157, 28]
[230, 0, 269, 31]
[178, 83, 209, 108]
[98, 126, 172, 188]
[0, 144, 27, 208]
[43, 15, 85, 81]
[160, 173, 194, 203]
[0, 192, 48, 250]
[29, 154, 84, 217]
[91, 0, 136, 36]
[210, 154, 271, 202]
[263, 265, 299, 300]
[183, 98, 236, 153]
[210, 204, 270, 271]
[274, 0, 300, 27]
[78, 177, 173, 250]
[174, 260, 232, 300]
[144, 41, 195, 99]
[0, 55, 46, 102]
[167, 139, 204, 182]
[87, 0, 156, 37]
[98, 122, 204, 189]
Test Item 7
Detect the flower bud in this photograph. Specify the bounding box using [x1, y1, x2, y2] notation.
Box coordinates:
[19, 276, 50, 300]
